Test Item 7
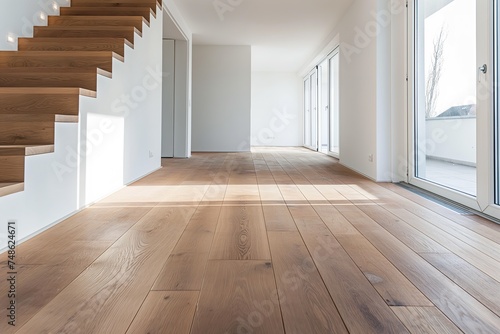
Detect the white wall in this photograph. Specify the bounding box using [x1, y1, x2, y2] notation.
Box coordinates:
[251, 72, 302, 147]
[0, 6, 163, 246]
[300, 0, 406, 182]
[192, 45, 251, 152]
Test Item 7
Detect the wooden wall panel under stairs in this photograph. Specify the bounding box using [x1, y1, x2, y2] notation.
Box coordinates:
[0, 0, 161, 197]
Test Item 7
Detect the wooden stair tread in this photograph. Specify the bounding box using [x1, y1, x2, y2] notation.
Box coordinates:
[0, 51, 123, 72]
[0, 66, 112, 78]
[34, 25, 141, 43]
[60, 7, 155, 20]
[0, 87, 96, 98]
[18, 37, 132, 55]
[0, 145, 55, 156]
[70, 0, 160, 13]
[48, 15, 149, 30]
[0, 182, 24, 197]
[71, 0, 160, 4]
[0, 114, 79, 122]
[0, 51, 123, 61]
[0, 71, 102, 92]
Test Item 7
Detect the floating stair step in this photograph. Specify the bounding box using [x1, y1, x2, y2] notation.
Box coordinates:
[34, 26, 141, 44]
[0, 87, 95, 115]
[0, 67, 108, 92]
[18, 37, 131, 56]
[60, 7, 154, 21]
[70, 0, 160, 13]
[0, 183, 24, 197]
[0, 145, 55, 156]
[0, 114, 59, 146]
[48, 15, 148, 31]
[0, 51, 122, 73]
[0, 155, 25, 182]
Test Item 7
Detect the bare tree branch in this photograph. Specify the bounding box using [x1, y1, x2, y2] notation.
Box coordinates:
[426, 26, 447, 118]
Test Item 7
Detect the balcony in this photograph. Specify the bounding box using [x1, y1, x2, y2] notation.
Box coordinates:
[421, 116, 476, 195]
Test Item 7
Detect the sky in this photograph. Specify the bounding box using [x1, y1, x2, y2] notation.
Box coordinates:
[424, 0, 477, 116]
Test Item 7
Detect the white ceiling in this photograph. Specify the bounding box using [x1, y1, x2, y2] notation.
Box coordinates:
[171, 0, 354, 72]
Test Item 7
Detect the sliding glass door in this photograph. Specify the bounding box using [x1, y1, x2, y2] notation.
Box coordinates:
[304, 77, 311, 148]
[303, 49, 340, 157]
[411, 0, 500, 218]
[329, 51, 340, 156]
[304, 69, 318, 150]
[319, 59, 330, 154]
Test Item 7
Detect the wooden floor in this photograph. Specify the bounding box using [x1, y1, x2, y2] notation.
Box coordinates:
[2, 147, 500, 333]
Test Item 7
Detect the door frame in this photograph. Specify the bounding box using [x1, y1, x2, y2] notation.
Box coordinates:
[407, 0, 500, 219]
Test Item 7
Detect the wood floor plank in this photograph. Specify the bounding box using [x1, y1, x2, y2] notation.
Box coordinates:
[210, 205, 271, 260]
[202, 184, 227, 203]
[153, 206, 220, 291]
[314, 184, 348, 203]
[335, 234, 433, 307]
[386, 207, 500, 282]
[338, 205, 500, 333]
[258, 184, 284, 202]
[381, 182, 500, 243]
[262, 204, 297, 231]
[6, 208, 149, 267]
[0, 241, 109, 333]
[385, 202, 500, 261]
[297, 184, 329, 202]
[224, 184, 260, 203]
[421, 252, 500, 316]
[268, 231, 348, 333]
[191, 260, 284, 334]
[313, 204, 360, 235]
[392, 307, 463, 334]
[16, 207, 195, 334]
[126, 291, 198, 334]
[358, 204, 452, 254]
[288, 205, 410, 333]
[278, 184, 307, 203]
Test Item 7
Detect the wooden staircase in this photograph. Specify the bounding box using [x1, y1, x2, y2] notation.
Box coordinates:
[0, 0, 162, 197]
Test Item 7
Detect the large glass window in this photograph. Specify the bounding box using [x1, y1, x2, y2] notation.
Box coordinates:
[414, 0, 477, 196]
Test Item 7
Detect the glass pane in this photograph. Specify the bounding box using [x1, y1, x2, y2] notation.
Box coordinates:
[415, 0, 477, 196]
[311, 71, 318, 150]
[319, 60, 330, 153]
[304, 78, 311, 147]
[330, 53, 340, 155]
[496, 1, 500, 205]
